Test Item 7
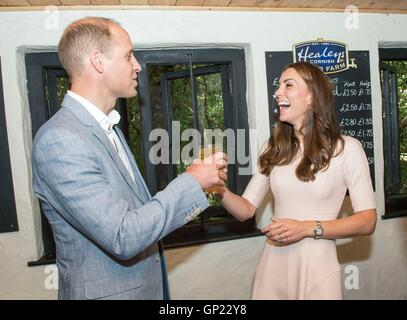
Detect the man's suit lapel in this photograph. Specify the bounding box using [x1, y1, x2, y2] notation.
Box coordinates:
[92, 129, 147, 204]
[114, 127, 151, 201]
[61, 95, 146, 204]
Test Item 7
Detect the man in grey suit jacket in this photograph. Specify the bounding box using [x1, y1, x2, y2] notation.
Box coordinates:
[32, 17, 227, 300]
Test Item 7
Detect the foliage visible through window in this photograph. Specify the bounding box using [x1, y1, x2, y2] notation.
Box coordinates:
[56, 77, 69, 106]
[382, 61, 407, 195]
[380, 48, 407, 219]
[148, 64, 226, 209]
[127, 96, 144, 176]
[133, 49, 256, 246]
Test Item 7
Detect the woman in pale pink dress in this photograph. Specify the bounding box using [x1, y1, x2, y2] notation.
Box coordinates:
[220, 62, 377, 299]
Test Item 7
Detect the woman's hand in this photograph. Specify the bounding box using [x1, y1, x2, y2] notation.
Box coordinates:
[215, 186, 227, 200]
[261, 218, 313, 246]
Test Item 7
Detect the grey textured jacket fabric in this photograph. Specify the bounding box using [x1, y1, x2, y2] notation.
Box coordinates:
[32, 94, 208, 299]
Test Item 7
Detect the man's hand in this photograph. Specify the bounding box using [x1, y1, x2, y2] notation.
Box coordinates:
[186, 152, 228, 190]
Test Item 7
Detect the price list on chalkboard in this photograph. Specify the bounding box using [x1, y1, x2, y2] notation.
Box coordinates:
[265, 51, 375, 188]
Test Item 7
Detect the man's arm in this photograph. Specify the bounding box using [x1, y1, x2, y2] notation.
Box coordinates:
[33, 128, 222, 260]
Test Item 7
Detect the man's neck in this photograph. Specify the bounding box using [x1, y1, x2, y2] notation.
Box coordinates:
[70, 84, 116, 115]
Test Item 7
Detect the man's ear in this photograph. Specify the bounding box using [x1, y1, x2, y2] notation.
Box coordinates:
[89, 49, 104, 74]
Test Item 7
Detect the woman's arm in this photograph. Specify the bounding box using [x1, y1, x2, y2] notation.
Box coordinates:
[221, 154, 270, 221]
[220, 188, 257, 222]
[307, 209, 376, 239]
[264, 137, 377, 245]
[262, 209, 376, 245]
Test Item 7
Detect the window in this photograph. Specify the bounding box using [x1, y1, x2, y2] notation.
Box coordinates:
[26, 48, 259, 266]
[380, 48, 407, 219]
[0, 57, 18, 233]
[136, 49, 258, 247]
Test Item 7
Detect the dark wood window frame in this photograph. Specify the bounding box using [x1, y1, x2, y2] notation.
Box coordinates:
[0, 57, 18, 233]
[26, 48, 260, 266]
[379, 48, 407, 220]
[135, 49, 259, 247]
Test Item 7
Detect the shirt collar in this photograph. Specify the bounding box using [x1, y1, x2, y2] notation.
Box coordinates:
[67, 90, 121, 133]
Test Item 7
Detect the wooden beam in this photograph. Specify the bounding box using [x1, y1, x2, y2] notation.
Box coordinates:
[323, 0, 366, 10]
[277, 0, 308, 8]
[356, 0, 407, 10]
[120, 0, 148, 4]
[61, 0, 91, 5]
[0, 1, 406, 13]
[229, 0, 257, 7]
[91, 0, 120, 4]
[176, 0, 204, 6]
[148, 0, 176, 5]
[0, 0, 31, 5]
[254, 0, 284, 8]
[299, 0, 332, 9]
[202, 0, 230, 6]
[28, 0, 61, 5]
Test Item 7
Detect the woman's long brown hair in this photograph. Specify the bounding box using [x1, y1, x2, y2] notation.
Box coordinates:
[259, 62, 344, 182]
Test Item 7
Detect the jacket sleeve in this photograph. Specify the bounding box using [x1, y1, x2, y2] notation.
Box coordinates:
[32, 127, 208, 260]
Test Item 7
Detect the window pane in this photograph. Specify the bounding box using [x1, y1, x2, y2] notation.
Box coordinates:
[56, 77, 70, 106]
[171, 71, 227, 208]
[149, 65, 190, 190]
[171, 77, 194, 177]
[196, 72, 225, 135]
[195, 72, 226, 208]
[149, 64, 230, 219]
[388, 61, 407, 194]
[127, 96, 144, 176]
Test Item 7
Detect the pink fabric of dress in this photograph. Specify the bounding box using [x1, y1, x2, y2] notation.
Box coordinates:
[242, 136, 376, 300]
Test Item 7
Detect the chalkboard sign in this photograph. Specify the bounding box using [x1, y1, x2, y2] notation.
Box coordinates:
[0, 58, 18, 233]
[265, 51, 375, 188]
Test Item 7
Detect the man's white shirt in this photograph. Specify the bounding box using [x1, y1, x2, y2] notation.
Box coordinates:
[67, 90, 135, 182]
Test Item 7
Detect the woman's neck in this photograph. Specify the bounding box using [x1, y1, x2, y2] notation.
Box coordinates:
[294, 130, 304, 144]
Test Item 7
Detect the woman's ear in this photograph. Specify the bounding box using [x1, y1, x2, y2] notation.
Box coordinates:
[89, 49, 104, 74]
[306, 93, 313, 110]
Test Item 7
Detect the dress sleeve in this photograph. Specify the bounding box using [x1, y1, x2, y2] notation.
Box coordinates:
[242, 142, 271, 208]
[343, 137, 376, 212]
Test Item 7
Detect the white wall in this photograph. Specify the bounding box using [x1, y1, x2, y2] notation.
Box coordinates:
[0, 8, 407, 299]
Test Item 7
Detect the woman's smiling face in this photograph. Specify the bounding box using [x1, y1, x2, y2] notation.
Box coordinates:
[274, 67, 313, 131]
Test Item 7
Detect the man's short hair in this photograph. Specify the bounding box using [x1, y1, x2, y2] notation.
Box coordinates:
[58, 17, 121, 78]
